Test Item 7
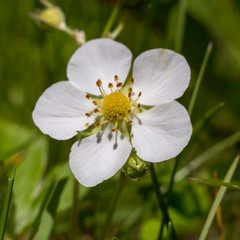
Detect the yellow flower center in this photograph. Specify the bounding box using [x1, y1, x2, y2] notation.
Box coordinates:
[84, 76, 141, 132]
[102, 92, 130, 119]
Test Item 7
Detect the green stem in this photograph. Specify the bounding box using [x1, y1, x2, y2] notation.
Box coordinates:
[101, 172, 126, 240]
[71, 178, 79, 240]
[101, 0, 121, 38]
[199, 155, 239, 240]
[150, 164, 177, 240]
[0, 167, 16, 240]
[188, 42, 213, 117]
[174, 0, 188, 53]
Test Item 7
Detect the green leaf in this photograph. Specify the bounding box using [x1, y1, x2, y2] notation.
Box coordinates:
[0, 166, 15, 240]
[188, 177, 240, 191]
[28, 181, 56, 240]
[199, 154, 239, 240]
[35, 177, 68, 240]
[175, 131, 240, 181]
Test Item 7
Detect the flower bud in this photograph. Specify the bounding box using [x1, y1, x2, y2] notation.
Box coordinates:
[123, 152, 150, 181]
[29, 1, 66, 30]
[40, 7, 66, 29]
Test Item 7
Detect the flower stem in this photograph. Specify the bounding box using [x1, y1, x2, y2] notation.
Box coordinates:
[174, 0, 188, 53]
[71, 178, 79, 240]
[149, 164, 177, 240]
[101, 172, 126, 240]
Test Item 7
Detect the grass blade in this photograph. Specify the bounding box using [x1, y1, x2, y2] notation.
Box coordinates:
[101, 0, 121, 38]
[199, 154, 239, 240]
[35, 177, 68, 240]
[188, 177, 240, 190]
[174, 0, 188, 52]
[175, 131, 240, 181]
[28, 181, 56, 240]
[167, 221, 173, 240]
[0, 166, 16, 240]
[191, 102, 224, 141]
[188, 42, 213, 117]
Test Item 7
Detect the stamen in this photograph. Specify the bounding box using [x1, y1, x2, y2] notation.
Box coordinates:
[96, 79, 102, 87]
[130, 91, 142, 105]
[130, 78, 134, 84]
[93, 108, 99, 113]
[114, 75, 119, 82]
[116, 82, 122, 88]
[85, 113, 91, 117]
[95, 122, 100, 127]
[128, 92, 132, 98]
[128, 88, 132, 93]
[112, 122, 118, 132]
[137, 103, 141, 108]
[86, 94, 91, 99]
[138, 91, 142, 97]
[128, 120, 132, 124]
[93, 100, 98, 106]
[108, 83, 113, 89]
[85, 123, 89, 127]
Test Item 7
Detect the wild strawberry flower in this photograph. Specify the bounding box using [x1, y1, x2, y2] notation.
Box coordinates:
[32, 38, 192, 187]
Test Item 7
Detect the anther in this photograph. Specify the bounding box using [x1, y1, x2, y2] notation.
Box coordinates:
[93, 108, 99, 113]
[128, 110, 131, 113]
[93, 101, 98, 105]
[108, 83, 113, 88]
[112, 128, 117, 132]
[95, 122, 100, 127]
[96, 79, 102, 87]
[128, 120, 133, 124]
[130, 78, 134, 84]
[138, 92, 142, 97]
[86, 94, 91, 99]
[114, 75, 119, 81]
[128, 92, 132, 98]
[137, 103, 141, 108]
[85, 123, 89, 127]
[116, 82, 122, 88]
[85, 113, 91, 117]
[128, 88, 132, 93]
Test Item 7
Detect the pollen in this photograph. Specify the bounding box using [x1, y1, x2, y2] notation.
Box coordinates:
[102, 92, 130, 120]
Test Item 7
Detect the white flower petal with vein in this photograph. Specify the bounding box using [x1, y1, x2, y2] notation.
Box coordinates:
[70, 125, 132, 187]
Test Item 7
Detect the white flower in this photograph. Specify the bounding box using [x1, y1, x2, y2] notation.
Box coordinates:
[32, 38, 192, 187]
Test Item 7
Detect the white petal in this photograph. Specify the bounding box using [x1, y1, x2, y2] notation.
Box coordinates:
[131, 101, 192, 162]
[32, 81, 95, 140]
[67, 38, 132, 95]
[132, 49, 190, 105]
[69, 125, 132, 187]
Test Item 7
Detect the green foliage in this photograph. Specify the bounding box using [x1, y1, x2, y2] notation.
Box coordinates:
[1, 0, 240, 239]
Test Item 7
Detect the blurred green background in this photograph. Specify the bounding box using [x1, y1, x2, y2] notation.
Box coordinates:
[0, 0, 240, 239]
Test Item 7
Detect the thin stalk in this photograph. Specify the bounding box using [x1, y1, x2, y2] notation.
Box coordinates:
[71, 179, 79, 240]
[101, 0, 121, 38]
[167, 42, 213, 201]
[174, 0, 188, 53]
[0, 167, 16, 240]
[188, 42, 213, 117]
[150, 164, 177, 240]
[199, 154, 239, 240]
[101, 172, 126, 240]
[167, 222, 173, 240]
